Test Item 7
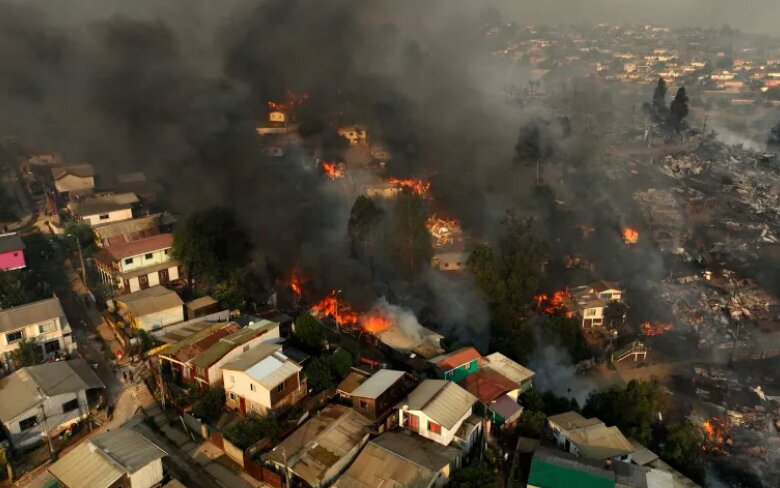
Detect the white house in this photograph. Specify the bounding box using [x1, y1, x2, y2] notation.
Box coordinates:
[67, 192, 138, 226]
[95, 233, 181, 293]
[338, 125, 368, 145]
[222, 342, 306, 414]
[0, 296, 75, 370]
[114, 286, 184, 331]
[0, 359, 104, 448]
[49, 427, 167, 488]
[547, 411, 635, 461]
[397, 379, 478, 447]
[567, 280, 623, 328]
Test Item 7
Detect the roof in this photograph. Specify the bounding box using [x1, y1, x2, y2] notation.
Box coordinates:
[0, 233, 25, 253]
[186, 296, 218, 309]
[96, 233, 173, 262]
[591, 280, 621, 293]
[226, 344, 301, 389]
[116, 172, 146, 184]
[52, 164, 95, 180]
[489, 394, 524, 423]
[548, 412, 635, 460]
[351, 370, 405, 400]
[159, 322, 241, 363]
[49, 427, 166, 488]
[458, 369, 519, 403]
[628, 440, 660, 466]
[93, 214, 164, 246]
[0, 296, 65, 333]
[189, 320, 280, 369]
[0, 359, 105, 422]
[375, 324, 444, 359]
[430, 347, 483, 371]
[334, 432, 460, 488]
[528, 448, 615, 488]
[68, 193, 138, 217]
[117, 286, 183, 318]
[265, 405, 370, 487]
[399, 379, 477, 430]
[483, 352, 535, 384]
[337, 370, 370, 396]
[547, 411, 603, 431]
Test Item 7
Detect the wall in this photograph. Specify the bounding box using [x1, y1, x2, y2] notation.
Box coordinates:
[136, 306, 184, 332]
[0, 249, 26, 271]
[224, 370, 272, 411]
[81, 208, 133, 226]
[6, 390, 88, 448]
[442, 360, 479, 383]
[118, 248, 173, 273]
[128, 458, 164, 488]
[399, 407, 472, 447]
[223, 438, 245, 467]
[204, 328, 280, 385]
[0, 315, 72, 367]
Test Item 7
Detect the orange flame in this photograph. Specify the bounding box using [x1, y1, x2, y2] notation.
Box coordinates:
[268, 89, 310, 112]
[534, 290, 572, 315]
[640, 321, 673, 336]
[622, 227, 639, 244]
[388, 177, 431, 195]
[426, 215, 462, 248]
[310, 292, 359, 326]
[360, 314, 391, 333]
[321, 162, 344, 180]
[290, 269, 303, 296]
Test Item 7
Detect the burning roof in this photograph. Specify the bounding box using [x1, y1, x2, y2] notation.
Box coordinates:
[426, 214, 463, 249]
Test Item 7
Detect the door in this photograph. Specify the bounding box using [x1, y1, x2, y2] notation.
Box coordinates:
[239, 396, 247, 415]
[159, 268, 169, 284]
[406, 412, 419, 432]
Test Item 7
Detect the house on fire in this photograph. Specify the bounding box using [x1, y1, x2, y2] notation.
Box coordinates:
[397, 379, 479, 448]
[0, 359, 104, 448]
[95, 233, 181, 293]
[222, 342, 305, 414]
[547, 411, 635, 462]
[66, 192, 138, 226]
[0, 232, 26, 271]
[264, 404, 370, 488]
[0, 296, 75, 370]
[566, 281, 623, 328]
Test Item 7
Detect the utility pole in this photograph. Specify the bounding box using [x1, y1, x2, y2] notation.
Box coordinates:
[68, 234, 87, 286]
[703, 114, 709, 133]
[36, 387, 54, 459]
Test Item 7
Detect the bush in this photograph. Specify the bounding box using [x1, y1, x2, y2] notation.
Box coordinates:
[223, 415, 280, 450]
[190, 387, 225, 424]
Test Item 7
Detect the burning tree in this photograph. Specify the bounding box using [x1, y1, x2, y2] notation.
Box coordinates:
[534, 289, 572, 315]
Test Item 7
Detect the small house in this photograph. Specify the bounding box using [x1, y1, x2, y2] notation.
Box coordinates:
[482, 352, 535, 398]
[67, 192, 138, 226]
[0, 232, 26, 271]
[350, 369, 409, 422]
[95, 233, 181, 293]
[397, 379, 478, 447]
[51, 164, 95, 196]
[547, 411, 635, 461]
[113, 286, 184, 331]
[185, 296, 220, 320]
[430, 347, 483, 382]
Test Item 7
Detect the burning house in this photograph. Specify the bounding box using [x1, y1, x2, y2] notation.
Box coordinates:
[563, 281, 623, 329]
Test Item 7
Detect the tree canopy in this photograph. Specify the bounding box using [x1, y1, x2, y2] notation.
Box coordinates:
[173, 207, 252, 286]
[388, 192, 431, 278]
[669, 87, 689, 132]
[768, 120, 780, 149]
[190, 387, 225, 424]
[10, 338, 43, 368]
[652, 77, 668, 116]
[0, 270, 33, 308]
[292, 313, 327, 352]
[583, 379, 668, 444]
[347, 195, 384, 258]
[223, 415, 280, 450]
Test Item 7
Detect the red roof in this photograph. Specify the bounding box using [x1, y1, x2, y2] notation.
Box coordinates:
[174, 324, 241, 362]
[458, 369, 519, 403]
[434, 347, 483, 371]
[103, 233, 173, 261]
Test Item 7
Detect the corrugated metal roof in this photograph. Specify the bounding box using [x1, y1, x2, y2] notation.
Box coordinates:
[67, 193, 137, 216]
[399, 380, 477, 430]
[93, 214, 163, 244]
[0, 233, 24, 254]
[0, 296, 65, 333]
[337, 371, 369, 396]
[117, 286, 183, 318]
[350, 370, 405, 400]
[48, 427, 166, 488]
[484, 352, 535, 384]
[188, 321, 279, 369]
[430, 347, 482, 371]
[459, 369, 518, 403]
[222, 343, 301, 389]
[528, 448, 615, 488]
[159, 322, 239, 362]
[98, 233, 173, 261]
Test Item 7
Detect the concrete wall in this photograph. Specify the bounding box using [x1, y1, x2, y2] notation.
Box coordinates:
[117, 248, 173, 274]
[224, 370, 272, 411]
[399, 407, 472, 447]
[136, 306, 184, 332]
[128, 458, 164, 488]
[81, 208, 133, 226]
[5, 390, 88, 448]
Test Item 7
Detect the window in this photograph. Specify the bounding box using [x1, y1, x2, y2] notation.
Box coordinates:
[276, 383, 285, 393]
[428, 421, 442, 434]
[38, 323, 55, 334]
[124, 258, 134, 265]
[44, 340, 61, 354]
[164, 249, 170, 255]
[585, 309, 598, 318]
[359, 399, 368, 409]
[99, 214, 110, 220]
[19, 416, 37, 431]
[229, 392, 237, 401]
[5, 330, 23, 344]
[250, 384, 256, 392]
[145, 253, 153, 260]
[62, 399, 79, 413]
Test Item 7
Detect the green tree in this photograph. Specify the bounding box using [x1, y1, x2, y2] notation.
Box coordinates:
[293, 313, 327, 351]
[223, 415, 281, 450]
[329, 348, 354, 379]
[449, 462, 497, 488]
[64, 222, 96, 254]
[211, 268, 266, 312]
[10, 338, 42, 367]
[603, 301, 628, 328]
[660, 423, 706, 485]
[540, 314, 589, 361]
[669, 87, 689, 132]
[190, 387, 225, 424]
[583, 380, 669, 445]
[0, 270, 32, 308]
[652, 77, 668, 115]
[389, 193, 431, 278]
[305, 356, 336, 392]
[173, 207, 252, 287]
[347, 195, 383, 258]
[517, 410, 547, 438]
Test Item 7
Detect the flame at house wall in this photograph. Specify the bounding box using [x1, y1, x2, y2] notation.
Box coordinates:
[388, 177, 431, 195]
[622, 227, 639, 244]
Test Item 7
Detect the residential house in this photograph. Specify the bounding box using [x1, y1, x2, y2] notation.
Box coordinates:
[430, 347, 482, 382]
[185, 296, 220, 320]
[459, 369, 524, 428]
[547, 411, 635, 461]
[527, 447, 616, 488]
[0, 359, 104, 448]
[333, 431, 461, 488]
[67, 192, 138, 226]
[337, 369, 371, 400]
[157, 321, 241, 383]
[113, 286, 184, 331]
[397, 379, 478, 447]
[0, 296, 75, 370]
[114, 172, 162, 202]
[0, 232, 26, 271]
[92, 213, 176, 248]
[350, 369, 409, 422]
[338, 125, 368, 145]
[222, 342, 305, 414]
[374, 323, 444, 360]
[482, 352, 535, 398]
[187, 319, 281, 386]
[430, 251, 470, 271]
[264, 404, 370, 488]
[95, 233, 181, 293]
[48, 427, 167, 488]
[566, 281, 623, 328]
[51, 164, 95, 196]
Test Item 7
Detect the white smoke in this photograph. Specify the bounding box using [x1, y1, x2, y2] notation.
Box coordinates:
[528, 331, 597, 404]
[369, 297, 425, 342]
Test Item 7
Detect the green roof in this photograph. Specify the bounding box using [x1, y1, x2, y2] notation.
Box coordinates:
[527, 458, 614, 488]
